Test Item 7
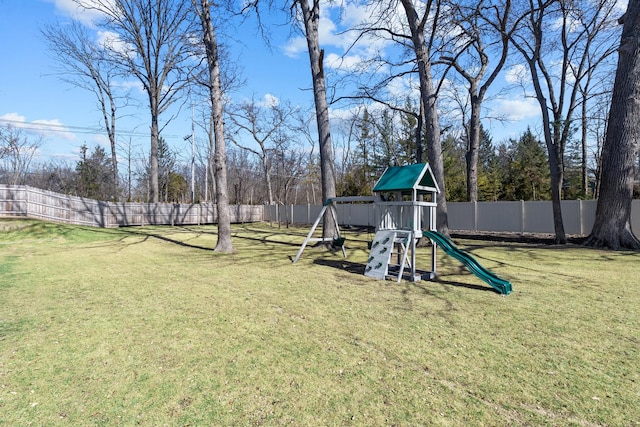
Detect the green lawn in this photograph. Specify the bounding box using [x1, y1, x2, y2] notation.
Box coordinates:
[1, 219, 638, 426]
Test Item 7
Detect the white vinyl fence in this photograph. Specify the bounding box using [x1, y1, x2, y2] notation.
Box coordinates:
[265, 199, 640, 236]
[0, 185, 262, 228]
[3, 185, 639, 235]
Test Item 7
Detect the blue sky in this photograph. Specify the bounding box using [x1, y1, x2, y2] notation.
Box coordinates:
[0, 0, 547, 168]
[0, 0, 318, 165]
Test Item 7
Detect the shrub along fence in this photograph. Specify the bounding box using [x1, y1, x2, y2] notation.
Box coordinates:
[0, 185, 262, 228]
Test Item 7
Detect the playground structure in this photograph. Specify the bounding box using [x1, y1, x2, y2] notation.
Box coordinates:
[293, 163, 512, 295]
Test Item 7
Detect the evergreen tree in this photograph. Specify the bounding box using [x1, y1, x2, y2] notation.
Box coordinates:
[563, 137, 585, 199]
[157, 137, 178, 203]
[442, 134, 467, 201]
[504, 129, 550, 201]
[75, 144, 115, 200]
[354, 108, 378, 191]
[477, 126, 501, 201]
[167, 172, 188, 203]
[372, 109, 398, 170]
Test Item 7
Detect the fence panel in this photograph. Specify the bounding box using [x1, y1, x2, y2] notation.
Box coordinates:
[523, 201, 554, 234]
[0, 185, 263, 228]
[2, 185, 640, 236]
[477, 201, 524, 232]
[242, 198, 640, 236]
[0, 186, 27, 216]
[448, 202, 475, 230]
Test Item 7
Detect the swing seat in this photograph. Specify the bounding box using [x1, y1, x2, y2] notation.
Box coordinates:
[331, 237, 346, 248]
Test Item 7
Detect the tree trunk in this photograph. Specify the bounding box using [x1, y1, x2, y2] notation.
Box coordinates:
[196, 0, 233, 253]
[262, 155, 275, 205]
[416, 101, 424, 164]
[298, 0, 338, 239]
[150, 110, 159, 203]
[548, 144, 566, 244]
[528, 57, 567, 244]
[466, 89, 480, 203]
[581, 89, 589, 198]
[585, 2, 640, 250]
[400, 0, 449, 235]
[108, 100, 118, 201]
[99, 88, 119, 201]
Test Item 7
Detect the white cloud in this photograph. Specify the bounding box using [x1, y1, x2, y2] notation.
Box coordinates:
[259, 93, 280, 108]
[282, 2, 390, 61]
[1, 112, 27, 125]
[283, 36, 308, 58]
[115, 79, 144, 94]
[614, 0, 629, 14]
[385, 76, 420, 100]
[0, 113, 76, 141]
[505, 64, 530, 84]
[324, 53, 364, 72]
[329, 106, 358, 122]
[96, 30, 134, 58]
[494, 97, 540, 121]
[91, 134, 110, 147]
[47, 0, 109, 26]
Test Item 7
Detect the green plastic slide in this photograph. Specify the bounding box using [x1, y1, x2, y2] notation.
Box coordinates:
[423, 230, 512, 295]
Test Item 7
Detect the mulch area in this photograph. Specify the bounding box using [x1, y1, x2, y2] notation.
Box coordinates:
[450, 230, 587, 245]
[340, 225, 587, 245]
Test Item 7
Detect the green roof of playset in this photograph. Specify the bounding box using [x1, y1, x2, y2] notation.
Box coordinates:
[372, 163, 440, 196]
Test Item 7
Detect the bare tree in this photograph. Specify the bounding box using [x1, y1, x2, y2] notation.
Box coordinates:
[238, 0, 338, 239]
[584, 87, 613, 198]
[399, 0, 449, 234]
[26, 160, 76, 194]
[226, 97, 297, 205]
[585, 0, 640, 250]
[293, 108, 322, 205]
[574, 10, 619, 199]
[0, 125, 42, 185]
[339, 0, 451, 231]
[42, 20, 121, 200]
[192, 0, 233, 253]
[577, 62, 616, 199]
[76, 0, 198, 203]
[293, 0, 339, 238]
[440, 0, 512, 203]
[507, 0, 622, 243]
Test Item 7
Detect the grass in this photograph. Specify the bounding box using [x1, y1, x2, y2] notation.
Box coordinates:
[1, 218, 638, 426]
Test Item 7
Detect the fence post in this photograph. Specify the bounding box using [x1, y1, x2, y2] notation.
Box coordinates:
[25, 186, 29, 217]
[520, 200, 525, 234]
[67, 194, 72, 224]
[473, 201, 478, 231]
[579, 199, 583, 235]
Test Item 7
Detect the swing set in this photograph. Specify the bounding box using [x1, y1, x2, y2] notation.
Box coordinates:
[292, 163, 513, 294]
[293, 163, 439, 282]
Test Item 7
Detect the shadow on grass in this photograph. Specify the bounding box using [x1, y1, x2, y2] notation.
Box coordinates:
[312, 258, 366, 275]
[313, 258, 499, 294]
[181, 225, 304, 248]
[431, 278, 498, 294]
[118, 227, 216, 251]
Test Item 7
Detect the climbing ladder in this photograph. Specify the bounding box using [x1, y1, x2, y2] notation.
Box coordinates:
[364, 229, 414, 282]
